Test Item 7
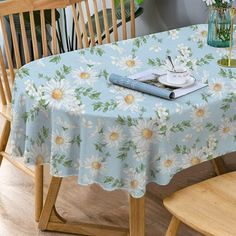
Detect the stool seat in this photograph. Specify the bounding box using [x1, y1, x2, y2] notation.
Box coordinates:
[164, 171, 236, 236]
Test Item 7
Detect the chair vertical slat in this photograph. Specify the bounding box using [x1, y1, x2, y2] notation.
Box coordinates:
[77, 2, 89, 47]
[0, 75, 7, 105]
[71, 4, 83, 49]
[101, 0, 111, 43]
[29, 11, 39, 59]
[51, 9, 58, 55]
[0, 17, 15, 83]
[0, 47, 12, 104]
[84, 0, 95, 46]
[19, 13, 30, 63]
[9, 14, 22, 69]
[92, 0, 102, 45]
[130, 0, 136, 38]
[120, 0, 127, 40]
[40, 10, 48, 57]
[111, 0, 118, 42]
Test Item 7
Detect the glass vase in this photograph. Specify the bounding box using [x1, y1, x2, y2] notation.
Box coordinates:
[207, 7, 231, 48]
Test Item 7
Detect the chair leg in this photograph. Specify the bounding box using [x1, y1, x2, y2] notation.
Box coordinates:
[211, 156, 227, 176]
[166, 216, 181, 236]
[35, 164, 44, 222]
[0, 120, 10, 167]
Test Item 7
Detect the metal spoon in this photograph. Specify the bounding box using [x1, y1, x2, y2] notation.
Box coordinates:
[167, 56, 176, 72]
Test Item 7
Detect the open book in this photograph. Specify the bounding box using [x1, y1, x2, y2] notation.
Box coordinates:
[109, 69, 207, 100]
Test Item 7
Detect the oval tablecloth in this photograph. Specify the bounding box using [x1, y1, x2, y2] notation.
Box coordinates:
[11, 24, 236, 197]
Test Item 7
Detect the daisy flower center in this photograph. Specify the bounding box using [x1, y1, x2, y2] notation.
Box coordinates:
[223, 127, 230, 133]
[142, 128, 153, 139]
[52, 89, 63, 100]
[80, 72, 90, 79]
[201, 30, 207, 37]
[110, 132, 119, 141]
[164, 159, 173, 168]
[195, 108, 205, 117]
[191, 157, 201, 165]
[92, 161, 102, 170]
[213, 83, 222, 92]
[126, 59, 136, 68]
[130, 179, 139, 189]
[55, 136, 64, 145]
[124, 94, 135, 104]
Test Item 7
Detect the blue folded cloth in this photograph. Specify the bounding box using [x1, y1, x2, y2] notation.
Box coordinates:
[109, 73, 175, 100]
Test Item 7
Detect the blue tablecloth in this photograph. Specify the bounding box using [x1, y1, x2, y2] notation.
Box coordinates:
[11, 24, 236, 197]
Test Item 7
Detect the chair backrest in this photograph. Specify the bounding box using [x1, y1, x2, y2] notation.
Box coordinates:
[0, 0, 137, 106]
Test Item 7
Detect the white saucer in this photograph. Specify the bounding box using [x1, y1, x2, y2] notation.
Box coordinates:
[158, 75, 196, 88]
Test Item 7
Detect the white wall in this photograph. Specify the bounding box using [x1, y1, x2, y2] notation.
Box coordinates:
[135, 0, 209, 36]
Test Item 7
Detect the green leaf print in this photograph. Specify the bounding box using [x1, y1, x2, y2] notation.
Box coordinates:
[104, 176, 124, 188]
[49, 55, 61, 64]
[17, 67, 30, 79]
[93, 100, 117, 112]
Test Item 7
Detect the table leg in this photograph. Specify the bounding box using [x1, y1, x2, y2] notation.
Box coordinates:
[129, 195, 145, 236]
[35, 164, 44, 222]
[39, 176, 129, 236]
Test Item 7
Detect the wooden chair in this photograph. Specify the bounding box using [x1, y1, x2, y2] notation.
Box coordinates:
[0, 0, 137, 223]
[164, 171, 236, 236]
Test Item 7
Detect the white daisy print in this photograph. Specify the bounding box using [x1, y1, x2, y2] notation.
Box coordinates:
[42, 79, 75, 110]
[193, 122, 204, 132]
[124, 168, 146, 195]
[80, 155, 107, 177]
[108, 43, 124, 54]
[203, 0, 216, 6]
[25, 143, 50, 164]
[208, 78, 227, 97]
[191, 104, 209, 122]
[82, 118, 93, 129]
[219, 118, 234, 138]
[52, 129, 71, 153]
[80, 56, 101, 66]
[131, 119, 158, 148]
[177, 44, 192, 58]
[191, 25, 208, 43]
[183, 148, 204, 168]
[116, 89, 144, 113]
[36, 59, 46, 67]
[160, 154, 177, 174]
[175, 103, 184, 114]
[25, 80, 40, 98]
[155, 103, 169, 123]
[72, 67, 98, 86]
[134, 145, 150, 161]
[104, 126, 124, 148]
[112, 55, 142, 73]
[67, 103, 85, 116]
[207, 135, 218, 150]
[149, 44, 162, 53]
[168, 29, 179, 40]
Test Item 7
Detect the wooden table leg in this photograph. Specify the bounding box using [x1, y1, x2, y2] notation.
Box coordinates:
[35, 164, 44, 222]
[129, 195, 145, 236]
[39, 176, 129, 236]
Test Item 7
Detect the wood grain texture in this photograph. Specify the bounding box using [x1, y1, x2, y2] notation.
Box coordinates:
[164, 171, 236, 236]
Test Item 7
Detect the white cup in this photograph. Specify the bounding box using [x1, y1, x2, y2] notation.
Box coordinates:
[167, 66, 189, 85]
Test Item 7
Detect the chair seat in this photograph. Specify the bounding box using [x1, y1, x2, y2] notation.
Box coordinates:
[164, 171, 236, 236]
[0, 104, 12, 121]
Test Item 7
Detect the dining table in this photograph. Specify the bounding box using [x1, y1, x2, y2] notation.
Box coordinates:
[10, 24, 236, 236]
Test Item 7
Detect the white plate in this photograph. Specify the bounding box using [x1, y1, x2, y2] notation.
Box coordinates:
[158, 75, 196, 88]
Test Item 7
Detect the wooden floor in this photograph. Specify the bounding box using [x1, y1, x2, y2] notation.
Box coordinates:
[0, 119, 236, 236]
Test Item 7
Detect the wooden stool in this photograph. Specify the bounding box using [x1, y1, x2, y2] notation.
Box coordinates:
[163, 171, 236, 236]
